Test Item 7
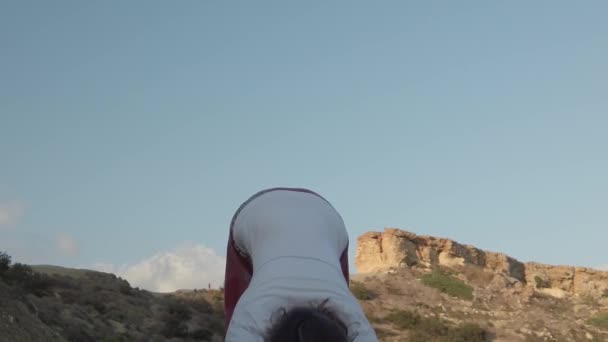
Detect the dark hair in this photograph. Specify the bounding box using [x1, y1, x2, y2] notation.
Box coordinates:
[265, 299, 355, 342]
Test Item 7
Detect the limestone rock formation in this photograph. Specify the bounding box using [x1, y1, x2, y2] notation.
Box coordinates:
[355, 228, 608, 298]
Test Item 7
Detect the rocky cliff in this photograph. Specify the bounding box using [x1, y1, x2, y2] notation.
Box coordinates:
[355, 228, 608, 298]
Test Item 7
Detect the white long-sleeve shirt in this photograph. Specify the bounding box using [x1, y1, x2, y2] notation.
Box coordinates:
[225, 189, 378, 341]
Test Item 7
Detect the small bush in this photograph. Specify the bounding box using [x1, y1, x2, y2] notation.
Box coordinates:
[205, 316, 225, 335]
[189, 328, 212, 340]
[104, 306, 128, 322]
[385, 310, 421, 330]
[4, 263, 52, 295]
[59, 290, 80, 304]
[350, 280, 372, 300]
[83, 295, 108, 314]
[587, 312, 608, 329]
[449, 322, 488, 341]
[416, 315, 449, 336]
[160, 297, 193, 338]
[161, 318, 188, 338]
[420, 269, 474, 300]
[119, 282, 133, 296]
[187, 297, 213, 314]
[385, 309, 487, 341]
[602, 289, 608, 298]
[63, 323, 95, 341]
[384, 310, 448, 335]
[37, 304, 63, 328]
[167, 299, 192, 321]
[100, 334, 131, 342]
[534, 276, 550, 289]
[5, 263, 34, 283]
[0, 251, 11, 274]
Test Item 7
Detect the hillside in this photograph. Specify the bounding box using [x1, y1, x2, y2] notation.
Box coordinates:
[0, 257, 225, 342]
[1, 229, 608, 341]
[353, 229, 608, 341]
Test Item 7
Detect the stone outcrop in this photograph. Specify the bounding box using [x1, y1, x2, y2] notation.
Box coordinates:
[355, 228, 608, 297]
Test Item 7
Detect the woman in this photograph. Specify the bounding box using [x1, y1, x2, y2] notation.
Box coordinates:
[223, 187, 378, 341]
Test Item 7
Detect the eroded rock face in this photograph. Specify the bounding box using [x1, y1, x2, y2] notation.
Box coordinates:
[355, 228, 608, 297]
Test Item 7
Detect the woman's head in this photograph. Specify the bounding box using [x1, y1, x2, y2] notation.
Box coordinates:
[265, 299, 353, 342]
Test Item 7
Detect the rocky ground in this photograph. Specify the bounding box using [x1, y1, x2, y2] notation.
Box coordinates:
[353, 264, 608, 341]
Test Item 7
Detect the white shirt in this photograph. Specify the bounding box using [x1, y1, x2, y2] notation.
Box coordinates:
[225, 190, 378, 342]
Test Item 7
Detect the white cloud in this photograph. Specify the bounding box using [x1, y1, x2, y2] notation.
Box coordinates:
[0, 201, 24, 228]
[56, 234, 80, 257]
[93, 243, 226, 293]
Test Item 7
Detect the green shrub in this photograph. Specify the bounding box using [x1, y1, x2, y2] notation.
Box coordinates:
[384, 310, 448, 335]
[409, 323, 487, 342]
[420, 269, 474, 300]
[416, 315, 449, 336]
[167, 299, 192, 321]
[37, 304, 63, 328]
[83, 295, 108, 314]
[449, 322, 488, 341]
[384, 310, 421, 330]
[100, 334, 131, 342]
[0, 251, 11, 274]
[4, 263, 52, 295]
[534, 276, 550, 289]
[587, 312, 608, 329]
[384, 309, 488, 341]
[119, 282, 133, 295]
[190, 328, 213, 340]
[104, 306, 128, 322]
[161, 318, 188, 338]
[6, 263, 35, 282]
[350, 280, 372, 300]
[160, 297, 193, 338]
[187, 297, 213, 314]
[205, 316, 225, 335]
[63, 324, 95, 341]
[602, 289, 608, 298]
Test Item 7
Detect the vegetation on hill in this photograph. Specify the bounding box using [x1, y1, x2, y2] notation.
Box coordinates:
[0, 251, 225, 341]
[384, 309, 488, 342]
[350, 280, 373, 300]
[3, 250, 608, 342]
[420, 268, 474, 300]
[533, 276, 551, 289]
[588, 313, 608, 330]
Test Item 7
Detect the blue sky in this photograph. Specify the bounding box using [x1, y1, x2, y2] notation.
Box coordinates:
[1, 2, 607, 290]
